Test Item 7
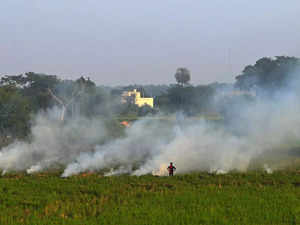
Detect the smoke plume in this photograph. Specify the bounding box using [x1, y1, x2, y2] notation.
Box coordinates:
[1, 71, 300, 176]
[0, 110, 107, 174]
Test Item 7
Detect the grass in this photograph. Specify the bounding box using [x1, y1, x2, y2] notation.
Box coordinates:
[0, 171, 299, 225]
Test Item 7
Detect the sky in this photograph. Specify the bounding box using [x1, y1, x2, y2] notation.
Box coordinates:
[1, 0, 300, 86]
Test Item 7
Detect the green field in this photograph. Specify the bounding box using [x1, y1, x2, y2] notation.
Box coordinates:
[0, 171, 299, 225]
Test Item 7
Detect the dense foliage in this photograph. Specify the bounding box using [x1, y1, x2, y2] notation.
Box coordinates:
[0, 85, 31, 138]
[0, 73, 113, 141]
[235, 56, 300, 94]
[1, 55, 299, 144]
[174, 67, 191, 86]
[156, 85, 215, 115]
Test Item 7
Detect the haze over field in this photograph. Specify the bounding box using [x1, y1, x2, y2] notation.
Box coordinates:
[1, 62, 300, 176]
[1, 1, 300, 85]
[1, 1, 300, 177]
[2, 2, 300, 224]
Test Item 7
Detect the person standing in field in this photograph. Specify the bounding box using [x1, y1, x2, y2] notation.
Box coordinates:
[167, 162, 176, 176]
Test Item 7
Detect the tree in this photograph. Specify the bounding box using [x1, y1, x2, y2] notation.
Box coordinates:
[0, 85, 31, 138]
[1, 72, 60, 111]
[48, 76, 99, 120]
[235, 56, 300, 94]
[174, 68, 191, 86]
[0, 73, 102, 120]
[156, 84, 215, 115]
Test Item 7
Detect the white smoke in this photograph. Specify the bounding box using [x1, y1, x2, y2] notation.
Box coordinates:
[0, 112, 107, 173]
[263, 164, 273, 174]
[1, 71, 300, 176]
[61, 80, 300, 176]
[62, 90, 300, 177]
[151, 163, 169, 176]
[61, 119, 174, 177]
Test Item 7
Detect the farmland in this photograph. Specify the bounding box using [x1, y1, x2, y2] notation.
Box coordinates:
[0, 170, 299, 225]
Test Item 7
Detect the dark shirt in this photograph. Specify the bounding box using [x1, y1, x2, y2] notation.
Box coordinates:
[168, 165, 176, 172]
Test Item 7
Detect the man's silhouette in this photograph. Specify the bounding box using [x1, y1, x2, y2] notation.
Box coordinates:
[167, 162, 176, 176]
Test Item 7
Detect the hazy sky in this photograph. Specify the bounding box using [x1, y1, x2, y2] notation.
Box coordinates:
[1, 0, 300, 85]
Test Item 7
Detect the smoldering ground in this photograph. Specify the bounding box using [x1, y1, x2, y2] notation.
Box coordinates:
[0, 109, 108, 174]
[1, 74, 300, 176]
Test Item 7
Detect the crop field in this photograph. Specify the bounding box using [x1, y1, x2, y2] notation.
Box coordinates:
[0, 171, 299, 225]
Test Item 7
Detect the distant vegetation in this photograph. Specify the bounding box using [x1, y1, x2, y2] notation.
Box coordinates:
[235, 56, 300, 94]
[0, 56, 299, 146]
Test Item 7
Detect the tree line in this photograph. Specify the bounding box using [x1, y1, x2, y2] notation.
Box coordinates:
[1, 55, 299, 142]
